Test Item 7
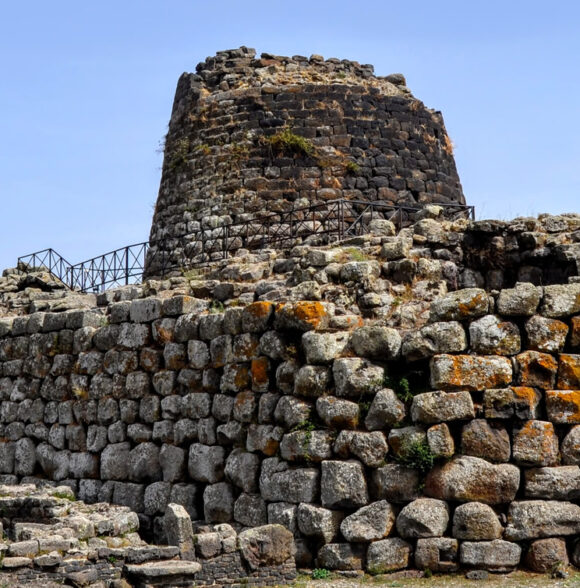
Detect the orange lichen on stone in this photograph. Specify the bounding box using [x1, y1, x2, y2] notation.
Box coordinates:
[232, 364, 250, 389]
[557, 354, 580, 389]
[511, 387, 542, 418]
[546, 390, 580, 424]
[571, 317, 580, 349]
[516, 351, 558, 389]
[430, 354, 512, 391]
[251, 357, 270, 390]
[294, 302, 328, 329]
[457, 292, 489, 318]
[246, 301, 275, 319]
[512, 420, 559, 466]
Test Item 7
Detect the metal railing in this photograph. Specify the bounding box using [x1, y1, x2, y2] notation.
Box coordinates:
[18, 199, 474, 292]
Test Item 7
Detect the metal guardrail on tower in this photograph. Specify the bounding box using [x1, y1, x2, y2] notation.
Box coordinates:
[17, 199, 475, 293]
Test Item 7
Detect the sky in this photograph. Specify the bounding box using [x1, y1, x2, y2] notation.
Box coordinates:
[1, 0, 579, 273]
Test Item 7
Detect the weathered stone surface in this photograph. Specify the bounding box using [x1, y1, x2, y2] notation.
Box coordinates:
[430, 354, 512, 391]
[203, 482, 234, 523]
[411, 391, 474, 424]
[469, 315, 520, 356]
[246, 424, 284, 456]
[562, 425, 580, 464]
[241, 302, 275, 333]
[516, 351, 558, 388]
[460, 540, 521, 571]
[238, 524, 294, 570]
[452, 502, 503, 540]
[425, 456, 520, 504]
[224, 449, 260, 493]
[259, 458, 319, 503]
[557, 354, 580, 389]
[293, 365, 332, 398]
[333, 430, 388, 468]
[483, 387, 541, 419]
[333, 358, 383, 398]
[429, 288, 489, 322]
[234, 493, 267, 527]
[350, 326, 401, 360]
[320, 460, 369, 508]
[274, 395, 311, 429]
[340, 500, 395, 542]
[540, 283, 580, 317]
[525, 538, 569, 573]
[366, 538, 412, 574]
[387, 426, 426, 459]
[164, 503, 195, 560]
[525, 466, 580, 500]
[402, 321, 467, 362]
[364, 388, 406, 430]
[497, 282, 541, 316]
[316, 543, 365, 571]
[100, 442, 130, 481]
[302, 331, 349, 364]
[280, 430, 333, 462]
[546, 389, 580, 423]
[461, 419, 510, 463]
[188, 444, 225, 483]
[427, 423, 455, 458]
[316, 396, 359, 429]
[415, 537, 459, 572]
[297, 503, 343, 543]
[274, 301, 332, 332]
[512, 420, 559, 466]
[396, 498, 449, 539]
[505, 500, 580, 540]
[372, 464, 421, 503]
[525, 315, 569, 352]
[125, 560, 202, 580]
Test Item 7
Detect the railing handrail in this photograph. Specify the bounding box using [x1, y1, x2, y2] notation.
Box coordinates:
[17, 199, 475, 292]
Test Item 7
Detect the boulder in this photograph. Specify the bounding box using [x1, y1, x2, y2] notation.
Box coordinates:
[460, 540, 521, 572]
[396, 498, 449, 539]
[525, 538, 569, 573]
[350, 326, 401, 360]
[320, 460, 369, 508]
[364, 388, 406, 430]
[411, 391, 474, 424]
[452, 502, 503, 540]
[430, 354, 512, 391]
[461, 420, 510, 463]
[333, 430, 388, 468]
[366, 538, 412, 574]
[340, 500, 396, 542]
[525, 466, 580, 500]
[259, 458, 319, 503]
[540, 283, 580, 317]
[505, 500, 580, 540]
[316, 543, 365, 571]
[497, 282, 541, 316]
[512, 420, 559, 466]
[297, 503, 343, 543]
[238, 524, 295, 570]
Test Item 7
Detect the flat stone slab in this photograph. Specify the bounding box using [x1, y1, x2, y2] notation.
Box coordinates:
[124, 560, 202, 578]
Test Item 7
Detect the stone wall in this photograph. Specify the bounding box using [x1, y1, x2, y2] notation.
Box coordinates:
[1, 212, 580, 577]
[145, 47, 464, 278]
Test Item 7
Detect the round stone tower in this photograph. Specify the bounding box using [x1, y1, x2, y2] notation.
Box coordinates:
[145, 47, 465, 277]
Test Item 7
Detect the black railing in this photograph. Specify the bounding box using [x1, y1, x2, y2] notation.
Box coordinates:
[18, 199, 474, 293]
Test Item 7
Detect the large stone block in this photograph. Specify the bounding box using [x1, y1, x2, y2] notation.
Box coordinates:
[402, 321, 467, 362]
[333, 430, 388, 468]
[429, 288, 489, 322]
[525, 315, 569, 352]
[364, 388, 406, 430]
[497, 282, 541, 316]
[512, 420, 559, 466]
[280, 430, 333, 463]
[525, 538, 569, 573]
[203, 482, 234, 523]
[469, 315, 520, 356]
[366, 538, 412, 574]
[415, 537, 459, 573]
[316, 543, 365, 571]
[505, 500, 580, 540]
[452, 502, 503, 540]
[396, 498, 449, 539]
[411, 391, 474, 424]
[320, 460, 368, 508]
[540, 283, 580, 317]
[430, 354, 512, 391]
[297, 503, 343, 543]
[461, 419, 510, 463]
[302, 331, 349, 364]
[340, 500, 395, 542]
[332, 358, 383, 398]
[224, 449, 260, 493]
[238, 524, 294, 570]
[259, 458, 319, 503]
[516, 351, 558, 389]
[188, 444, 224, 484]
[164, 503, 195, 560]
[557, 354, 580, 389]
[350, 326, 401, 360]
[546, 390, 580, 423]
[317, 396, 359, 429]
[371, 464, 421, 503]
[460, 540, 521, 572]
[524, 466, 580, 500]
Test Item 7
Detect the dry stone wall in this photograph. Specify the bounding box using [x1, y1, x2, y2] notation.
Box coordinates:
[2, 213, 580, 579]
[145, 47, 464, 278]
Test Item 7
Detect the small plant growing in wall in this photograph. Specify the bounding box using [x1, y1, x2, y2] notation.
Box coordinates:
[166, 137, 190, 170]
[311, 568, 331, 580]
[397, 438, 435, 475]
[261, 127, 315, 157]
[345, 161, 360, 175]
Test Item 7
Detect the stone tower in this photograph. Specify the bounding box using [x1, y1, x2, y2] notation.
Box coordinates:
[145, 47, 465, 277]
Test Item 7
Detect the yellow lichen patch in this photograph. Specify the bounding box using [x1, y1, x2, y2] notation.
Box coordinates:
[557, 354, 580, 389]
[246, 301, 274, 319]
[294, 301, 328, 330]
[571, 317, 580, 348]
[512, 419, 559, 466]
[546, 390, 580, 424]
[457, 292, 488, 318]
[251, 357, 270, 389]
[516, 351, 558, 389]
[431, 354, 512, 391]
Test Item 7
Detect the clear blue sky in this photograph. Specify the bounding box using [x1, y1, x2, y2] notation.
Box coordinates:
[1, 0, 579, 272]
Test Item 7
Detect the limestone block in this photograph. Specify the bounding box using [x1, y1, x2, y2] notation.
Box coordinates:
[452, 502, 503, 540]
[557, 354, 580, 389]
[411, 391, 474, 424]
[402, 321, 466, 361]
[460, 540, 521, 571]
[173, 313, 199, 342]
[415, 537, 459, 572]
[294, 365, 332, 398]
[429, 288, 489, 322]
[461, 419, 510, 462]
[333, 358, 384, 398]
[101, 442, 131, 480]
[512, 420, 559, 466]
[483, 387, 541, 420]
[371, 464, 421, 503]
[234, 493, 267, 527]
[505, 500, 580, 540]
[118, 323, 150, 349]
[188, 444, 224, 483]
[469, 315, 521, 355]
[238, 524, 294, 570]
[316, 543, 365, 571]
[280, 430, 332, 462]
[366, 538, 412, 574]
[425, 456, 519, 504]
[497, 282, 541, 316]
[364, 388, 406, 430]
[321, 460, 369, 508]
[316, 396, 359, 429]
[203, 482, 234, 523]
[198, 314, 224, 341]
[430, 354, 512, 391]
[297, 503, 343, 543]
[302, 331, 349, 364]
[396, 498, 449, 539]
[164, 503, 195, 560]
[259, 330, 288, 360]
[524, 466, 580, 500]
[540, 283, 580, 317]
[350, 326, 401, 360]
[340, 500, 395, 542]
[333, 431, 388, 467]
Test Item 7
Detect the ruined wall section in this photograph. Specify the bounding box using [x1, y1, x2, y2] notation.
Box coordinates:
[145, 47, 464, 278]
